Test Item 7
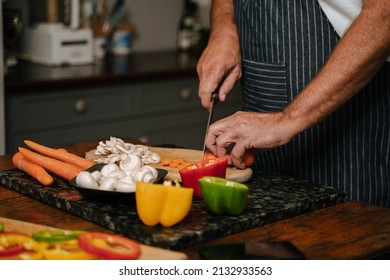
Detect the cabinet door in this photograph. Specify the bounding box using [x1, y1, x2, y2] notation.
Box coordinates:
[6, 85, 137, 131]
[135, 78, 200, 115]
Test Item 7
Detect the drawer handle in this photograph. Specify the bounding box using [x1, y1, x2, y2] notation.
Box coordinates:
[180, 87, 194, 101]
[75, 99, 88, 114]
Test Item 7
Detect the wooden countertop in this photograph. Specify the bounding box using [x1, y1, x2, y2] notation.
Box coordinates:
[5, 51, 199, 93]
[1, 140, 390, 259]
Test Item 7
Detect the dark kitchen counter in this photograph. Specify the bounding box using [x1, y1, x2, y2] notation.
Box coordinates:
[5, 51, 199, 93]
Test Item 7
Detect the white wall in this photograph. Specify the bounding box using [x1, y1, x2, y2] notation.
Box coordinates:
[7, 0, 211, 53]
[124, 0, 183, 52]
[123, 0, 210, 52]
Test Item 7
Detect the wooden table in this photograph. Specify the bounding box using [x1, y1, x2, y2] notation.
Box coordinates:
[1, 141, 390, 259]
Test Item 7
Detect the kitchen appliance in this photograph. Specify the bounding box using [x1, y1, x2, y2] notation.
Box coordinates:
[21, 0, 93, 66]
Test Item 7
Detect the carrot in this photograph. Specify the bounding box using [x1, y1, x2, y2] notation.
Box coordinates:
[19, 147, 83, 181]
[12, 152, 54, 186]
[24, 140, 95, 170]
[160, 158, 191, 169]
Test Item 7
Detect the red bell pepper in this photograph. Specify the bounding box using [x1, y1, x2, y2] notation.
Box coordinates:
[78, 232, 141, 260]
[0, 232, 31, 257]
[179, 157, 228, 199]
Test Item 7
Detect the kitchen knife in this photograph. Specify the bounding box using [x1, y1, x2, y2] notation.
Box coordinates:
[202, 91, 219, 159]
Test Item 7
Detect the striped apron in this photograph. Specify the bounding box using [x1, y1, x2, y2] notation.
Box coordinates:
[234, 0, 390, 208]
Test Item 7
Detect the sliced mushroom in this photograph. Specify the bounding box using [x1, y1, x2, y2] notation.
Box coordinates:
[94, 137, 161, 165]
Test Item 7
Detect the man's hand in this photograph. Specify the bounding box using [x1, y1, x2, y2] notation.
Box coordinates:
[197, 0, 241, 109]
[206, 111, 296, 169]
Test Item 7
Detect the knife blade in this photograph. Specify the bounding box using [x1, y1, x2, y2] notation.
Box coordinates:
[202, 91, 219, 159]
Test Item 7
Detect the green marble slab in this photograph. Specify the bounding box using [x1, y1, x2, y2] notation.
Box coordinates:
[0, 169, 347, 250]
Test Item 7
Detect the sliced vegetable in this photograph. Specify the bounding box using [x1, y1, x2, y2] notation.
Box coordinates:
[0, 227, 142, 260]
[203, 151, 218, 161]
[19, 239, 48, 260]
[12, 152, 54, 186]
[136, 181, 193, 227]
[32, 230, 85, 243]
[0, 232, 31, 257]
[160, 158, 191, 169]
[205, 150, 255, 167]
[24, 140, 95, 170]
[199, 176, 248, 216]
[19, 147, 83, 181]
[0, 222, 4, 233]
[42, 239, 98, 260]
[179, 157, 228, 199]
[78, 232, 140, 260]
[241, 150, 255, 167]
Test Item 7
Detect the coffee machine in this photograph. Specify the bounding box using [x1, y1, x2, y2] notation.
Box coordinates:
[20, 0, 93, 66]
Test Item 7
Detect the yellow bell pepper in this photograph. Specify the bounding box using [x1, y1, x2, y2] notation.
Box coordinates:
[41, 239, 98, 260]
[136, 181, 193, 227]
[19, 239, 46, 260]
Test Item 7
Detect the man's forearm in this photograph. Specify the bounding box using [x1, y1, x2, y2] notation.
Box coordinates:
[197, 0, 241, 107]
[283, 0, 390, 137]
[209, 0, 238, 42]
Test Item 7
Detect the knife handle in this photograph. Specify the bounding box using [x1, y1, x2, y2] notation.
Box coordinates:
[211, 92, 218, 104]
[211, 84, 221, 103]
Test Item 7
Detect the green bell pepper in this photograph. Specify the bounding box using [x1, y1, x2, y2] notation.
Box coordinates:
[0, 222, 4, 233]
[32, 230, 85, 243]
[199, 176, 248, 216]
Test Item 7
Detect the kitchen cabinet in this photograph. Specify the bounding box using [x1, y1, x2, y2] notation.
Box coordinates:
[5, 77, 242, 153]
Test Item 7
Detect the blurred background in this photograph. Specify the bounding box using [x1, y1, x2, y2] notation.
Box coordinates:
[0, 0, 214, 155]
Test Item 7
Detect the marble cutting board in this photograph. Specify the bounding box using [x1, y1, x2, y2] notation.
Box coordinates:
[0, 169, 347, 250]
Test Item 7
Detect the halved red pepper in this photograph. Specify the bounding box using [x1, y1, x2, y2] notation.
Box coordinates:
[179, 157, 228, 199]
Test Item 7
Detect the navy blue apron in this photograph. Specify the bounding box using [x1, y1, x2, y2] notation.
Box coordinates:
[233, 0, 390, 208]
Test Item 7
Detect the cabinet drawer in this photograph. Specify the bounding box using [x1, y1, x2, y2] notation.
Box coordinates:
[136, 78, 200, 115]
[136, 78, 243, 117]
[7, 85, 137, 131]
